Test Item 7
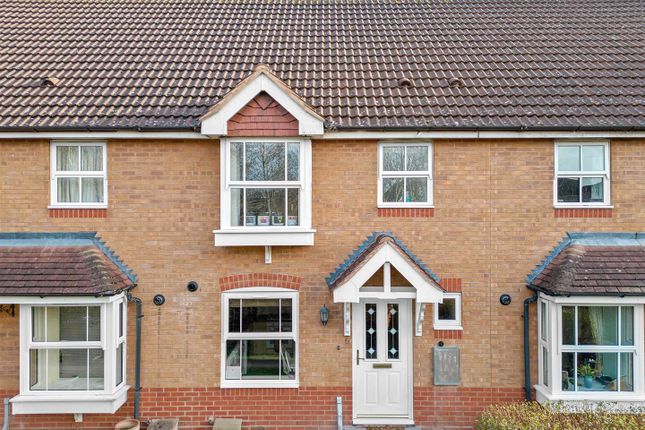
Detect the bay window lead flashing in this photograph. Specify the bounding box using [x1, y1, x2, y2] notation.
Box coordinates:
[126, 292, 143, 420]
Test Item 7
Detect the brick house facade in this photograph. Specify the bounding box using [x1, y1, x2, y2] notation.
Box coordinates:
[0, 1, 644, 429]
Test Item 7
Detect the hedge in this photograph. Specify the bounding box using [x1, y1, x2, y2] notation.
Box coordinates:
[476, 401, 645, 430]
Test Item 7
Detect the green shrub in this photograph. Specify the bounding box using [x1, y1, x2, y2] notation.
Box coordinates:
[476, 401, 645, 430]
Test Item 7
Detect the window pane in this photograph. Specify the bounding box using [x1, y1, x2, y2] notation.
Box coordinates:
[365, 303, 377, 359]
[245, 142, 285, 181]
[577, 352, 618, 392]
[116, 343, 124, 386]
[228, 299, 241, 333]
[438, 298, 456, 321]
[32, 307, 46, 342]
[383, 146, 404, 171]
[80, 146, 103, 171]
[246, 188, 285, 226]
[241, 339, 280, 380]
[88, 349, 104, 390]
[230, 142, 243, 181]
[581, 177, 604, 203]
[57, 177, 80, 203]
[50, 349, 88, 390]
[561, 352, 575, 391]
[621, 307, 634, 346]
[387, 304, 399, 359]
[280, 339, 296, 380]
[287, 188, 299, 226]
[542, 346, 549, 387]
[620, 352, 634, 392]
[406, 146, 428, 171]
[59, 307, 88, 341]
[118, 302, 124, 338]
[81, 177, 104, 203]
[56, 146, 79, 171]
[383, 177, 404, 202]
[540, 302, 547, 341]
[406, 177, 427, 202]
[557, 177, 580, 203]
[242, 299, 280, 332]
[30, 349, 44, 390]
[287, 143, 300, 181]
[225, 340, 242, 380]
[582, 145, 605, 171]
[87, 306, 100, 341]
[231, 188, 244, 226]
[578, 306, 617, 345]
[557, 146, 580, 171]
[281, 299, 292, 332]
[562, 306, 575, 345]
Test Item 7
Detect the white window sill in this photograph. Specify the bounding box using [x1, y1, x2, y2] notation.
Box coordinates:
[48, 205, 108, 209]
[220, 380, 299, 389]
[213, 228, 315, 247]
[553, 204, 613, 209]
[534, 384, 645, 409]
[11, 385, 129, 414]
[433, 325, 463, 331]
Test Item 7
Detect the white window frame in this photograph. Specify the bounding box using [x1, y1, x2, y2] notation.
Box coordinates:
[433, 293, 462, 330]
[535, 295, 645, 405]
[220, 287, 299, 388]
[214, 138, 314, 246]
[553, 141, 611, 208]
[377, 142, 433, 208]
[50, 141, 108, 208]
[11, 294, 128, 414]
[538, 300, 550, 388]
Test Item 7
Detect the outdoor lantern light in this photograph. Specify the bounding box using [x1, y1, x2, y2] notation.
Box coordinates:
[320, 304, 329, 326]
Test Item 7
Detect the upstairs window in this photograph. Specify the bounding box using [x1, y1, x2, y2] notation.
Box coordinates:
[378, 143, 433, 207]
[555, 142, 610, 206]
[50, 141, 107, 207]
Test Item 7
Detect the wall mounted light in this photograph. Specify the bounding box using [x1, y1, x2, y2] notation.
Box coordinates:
[320, 304, 329, 326]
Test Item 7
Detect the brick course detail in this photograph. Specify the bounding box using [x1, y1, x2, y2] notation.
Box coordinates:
[227, 92, 299, 137]
[0, 386, 523, 430]
[553, 208, 612, 218]
[49, 208, 107, 218]
[219, 273, 302, 291]
[377, 207, 434, 217]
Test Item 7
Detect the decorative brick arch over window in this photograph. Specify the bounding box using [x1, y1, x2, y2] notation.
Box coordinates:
[219, 273, 302, 291]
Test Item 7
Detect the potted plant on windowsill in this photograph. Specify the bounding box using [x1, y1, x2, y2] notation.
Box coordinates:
[578, 363, 595, 389]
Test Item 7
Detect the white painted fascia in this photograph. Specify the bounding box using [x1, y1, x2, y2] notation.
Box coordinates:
[201, 73, 324, 136]
[0, 293, 124, 305]
[0, 131, 207, 140]
[322, 130, 645, 140]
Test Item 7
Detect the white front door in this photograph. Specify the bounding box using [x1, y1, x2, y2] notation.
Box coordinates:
[352, 299, 413, 424]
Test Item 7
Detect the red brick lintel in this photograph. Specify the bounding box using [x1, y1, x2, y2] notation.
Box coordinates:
[49, 208, 107, 218]
[219, 273, 302, 291]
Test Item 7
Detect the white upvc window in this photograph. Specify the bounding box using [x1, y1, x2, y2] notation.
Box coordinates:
[50, 141, 107, 208]
[554, 141, 610, 207]
[12, 296, 128, 414]
[433, 293, 462, 330]
[215, 138, 314, 246]
[221, 288, 299, 388]
[378, 142, 433, 208]
[536, 296, 645, 406]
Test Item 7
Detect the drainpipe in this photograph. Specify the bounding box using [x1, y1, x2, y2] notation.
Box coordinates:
[126, 292, 143, 419]
[336, 396, 342, 430]
[523, 291, 538, 401]
[2, 397, 9, 430]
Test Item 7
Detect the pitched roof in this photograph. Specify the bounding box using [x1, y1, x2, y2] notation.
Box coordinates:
[527, 232, 645, 296]
[326, 231, 441, 289]
[0, 0, 643, 132]
[0, 232, 137, 296]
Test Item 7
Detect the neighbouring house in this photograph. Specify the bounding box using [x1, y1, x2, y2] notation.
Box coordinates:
[0, 1, 643, 429]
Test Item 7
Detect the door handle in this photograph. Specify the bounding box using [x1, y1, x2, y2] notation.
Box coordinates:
[356, 349, 365, 366]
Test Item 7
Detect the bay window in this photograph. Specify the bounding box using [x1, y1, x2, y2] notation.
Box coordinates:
[221, 288, 298, 388]
[378, 143, 433, 207]
[215, 139, 314, 246]
[554, 142, 610, 206]
[50, 141, 107, 207]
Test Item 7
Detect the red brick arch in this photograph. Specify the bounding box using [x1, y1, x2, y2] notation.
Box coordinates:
[219, 273, 302, 291]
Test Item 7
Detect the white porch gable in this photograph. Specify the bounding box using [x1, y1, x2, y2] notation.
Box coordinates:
[200, 64, 324, 136]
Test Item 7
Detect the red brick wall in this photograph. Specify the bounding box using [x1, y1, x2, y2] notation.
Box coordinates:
[227, 92, 299, 137]
[219, 273, 302, 291]
[0, 387, 523, 429]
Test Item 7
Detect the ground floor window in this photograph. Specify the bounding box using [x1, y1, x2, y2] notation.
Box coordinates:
[221, 288, 298, 388]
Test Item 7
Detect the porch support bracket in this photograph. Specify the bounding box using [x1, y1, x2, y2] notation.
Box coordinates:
[415, 302, 426, 336]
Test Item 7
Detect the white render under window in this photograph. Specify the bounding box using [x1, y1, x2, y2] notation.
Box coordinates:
[50, 141, 107, 208]
[433, 293, 462, 330]
[378, 142, 433, 208]
[215, 138, 314, 246]
[221, 288, 298, 388]
[536, 296, 645, 406]
[554, 141, 610, 207]
[11, 295, 128, 414]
